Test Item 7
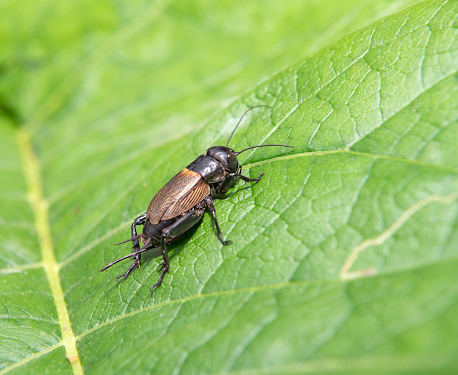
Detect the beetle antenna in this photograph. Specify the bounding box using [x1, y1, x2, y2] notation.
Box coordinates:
[226, 105, 270, 147]
[235, 144, 294, 155]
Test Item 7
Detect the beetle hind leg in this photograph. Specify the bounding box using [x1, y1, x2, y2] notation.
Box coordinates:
[151, 265, 168, 291]
[150, 208, 205, 292]
[115, 237, 152, 280]
[150, 234, 170, 291]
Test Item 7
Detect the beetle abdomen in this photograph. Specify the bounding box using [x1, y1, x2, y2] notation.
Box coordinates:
[142, 217, 177, 246]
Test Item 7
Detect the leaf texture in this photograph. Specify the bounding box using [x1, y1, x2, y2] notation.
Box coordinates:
[0, 0, 457, 374]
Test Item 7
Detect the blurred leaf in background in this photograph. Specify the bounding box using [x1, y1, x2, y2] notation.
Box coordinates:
[1, 0, 457, 374]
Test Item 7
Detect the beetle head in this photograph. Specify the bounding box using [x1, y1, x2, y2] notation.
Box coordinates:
[223, 106, 294, 164]
[206, 146, 239, 173]
[205, 107, 294, 174]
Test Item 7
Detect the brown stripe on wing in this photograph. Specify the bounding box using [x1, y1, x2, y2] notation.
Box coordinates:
[146, 168, 210, 224]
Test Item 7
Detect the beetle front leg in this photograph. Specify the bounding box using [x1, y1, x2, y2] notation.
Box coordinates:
[216, 171, 264, 195]
[233, 172, 264, 184]
[204, 196, 231, 245]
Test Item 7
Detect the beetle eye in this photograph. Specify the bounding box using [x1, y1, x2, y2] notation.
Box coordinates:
[228, 153, 236, 160]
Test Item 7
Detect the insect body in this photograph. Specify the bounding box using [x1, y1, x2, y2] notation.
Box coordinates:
[101, 107, 294, 291]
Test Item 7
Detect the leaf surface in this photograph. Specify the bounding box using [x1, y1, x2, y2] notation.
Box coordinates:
[1, 0, 457, 374]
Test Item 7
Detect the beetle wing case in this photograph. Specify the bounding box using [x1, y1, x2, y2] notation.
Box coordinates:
[146, 168, 210, 224]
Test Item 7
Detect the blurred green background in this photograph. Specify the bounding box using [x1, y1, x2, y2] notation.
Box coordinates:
[1, 0, 457, 374]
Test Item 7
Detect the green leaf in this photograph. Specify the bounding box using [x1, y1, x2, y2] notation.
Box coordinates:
[1, 0, 457, 374]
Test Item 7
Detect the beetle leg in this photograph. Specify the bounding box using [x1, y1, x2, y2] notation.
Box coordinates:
[150, 209, 205, 291]
[160, 233, 170, 272]
[115, 212, 146, 280]
[102, 237, 152, 280]
[117, 238, 151, 279]
[204, 195, 231, 245]
[116, 261, 139, 281]
[151, 265, 168, 291]
[216, 171, 264, 195]
[151, 235, 169, 291]
[131, 213, 147, 251]
[129, 213, 147, 271]
[233, 172, 264, 184]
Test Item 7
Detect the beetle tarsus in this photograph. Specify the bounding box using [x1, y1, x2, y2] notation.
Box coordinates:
[254, 172, 264, 182]
[116, 271, 129, 280]
[116, 254, 142, 280]
[151, 267, 168, 292]
[116, 265, 133, 280]
[156, 261, 168, 272]
[149, 235, 170, 291]
[204, 196, 232, 246]
[152, 252, 169, 291]
[236, 172, 264, 184]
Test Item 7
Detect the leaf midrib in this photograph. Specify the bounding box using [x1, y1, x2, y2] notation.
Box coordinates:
[16, 128, 84, 375]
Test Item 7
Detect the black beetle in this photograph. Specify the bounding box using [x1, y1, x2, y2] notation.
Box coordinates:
[101, 106, 294, 291]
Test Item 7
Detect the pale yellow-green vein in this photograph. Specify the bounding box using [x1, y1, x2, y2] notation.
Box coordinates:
[17, 128, 83, 375]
